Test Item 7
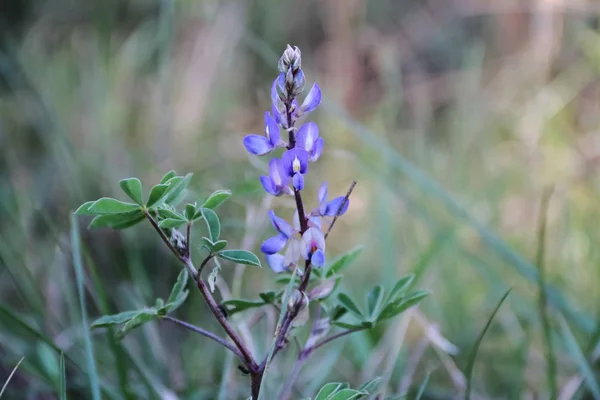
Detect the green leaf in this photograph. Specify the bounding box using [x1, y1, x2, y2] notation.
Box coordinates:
[338, 293, 363, 318]
[86, 198, 140, 215]
[74, 201, 96, 215]
[465, 289, 511, 400]
[366, 285, 385, 319]
[166, 269, 189, 306]
[146, 184, 170, 208]
[119, 178, 143, 205]
[217, 250, 261, 267]
[164, 173, 193, 205]
[160, 170, 177, 184]
[415, 372, 430, 400]
[201, 238, 228, 253]
[200, 208, 220, 242]
[158, 218, 186, 229]
[327, 389, 362, 400]
[162, 290, 189, 314]
[258, 291, 277, 303]
[559, 315, 600, 399]
[325, 247, 363, 278]
[185, 203, 197, 220]
[377, 290, 430, 322]
[315, 383, 344, 400]
[157, 208, 185, 220]
[221, 298, 266, 316]
[387, 274, 415, 303]
[332, 321, 364, 330]
[91, 310, 142, 329]
[88, 210, 145, 229]
[202, 189, 232, 209]
[357, 377, 382, 396]
[331, 305, 347, 321]
[115, 310, 158, 339]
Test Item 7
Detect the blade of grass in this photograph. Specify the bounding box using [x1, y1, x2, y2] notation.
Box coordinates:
[465, 289, 511, 400]
[535, 187, 557, 399]
[415, 371, 430, 400]
[70, 214, 101, 400]
[59, 352, 66, 400]
[0, 356, 24, 398]
[559, 315, 600, 399]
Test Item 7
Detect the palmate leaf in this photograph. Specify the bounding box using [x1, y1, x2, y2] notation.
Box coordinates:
[377, 290, 430, 322]
[76, 198, 140, 215]
[88, 210, 145, 229]
[146, 184, 171, 208]
[366, 285, 384, 319]
[119, 178, 143, 205]
[337, 293, 363, 318]
[115, 310, 158, 339]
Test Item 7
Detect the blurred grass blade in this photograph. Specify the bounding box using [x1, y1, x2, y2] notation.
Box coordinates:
[59, 352, 67, 400]
[0, 356, 24, 398]
[71, 215, 101, 400]
[465, 289, 511, 400]
[535, 187, 557, 399]
[559, 315, 600, 399]
[415, 371, 430, 400]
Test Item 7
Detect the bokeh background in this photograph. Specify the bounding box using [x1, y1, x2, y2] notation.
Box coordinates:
[2, 0, 600, 398]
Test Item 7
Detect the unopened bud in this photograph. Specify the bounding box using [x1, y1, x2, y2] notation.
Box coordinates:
[279, 45, 301, 73]
[287, 289, 309, 313]
[170, 229, 187, 257]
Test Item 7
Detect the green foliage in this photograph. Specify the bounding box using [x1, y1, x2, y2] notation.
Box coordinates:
[91, 269, 190, 338]
[221, 291, 277, 316]
[202, 189, 232, 210]
[332, 275, 428, 330]
[119, 178, 143, 205]
[200, 208, 221, 242]
[310, 378, 381, 400]
[217, 249, 261, 267]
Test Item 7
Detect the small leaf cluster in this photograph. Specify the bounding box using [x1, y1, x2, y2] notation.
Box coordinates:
[332, 274, 429, 330]
[90, 269, 189, 339]
[305, 377, 382, 400]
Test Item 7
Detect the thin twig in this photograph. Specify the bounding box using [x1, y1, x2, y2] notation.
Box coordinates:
[325, 180, 357, 240]
[162, 316, 245, 361]
[186, 222, 192, 259]
[305, 327, 364, 354]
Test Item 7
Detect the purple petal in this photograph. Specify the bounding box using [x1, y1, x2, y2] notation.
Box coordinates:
[282, 148, 309, 176]
[318, 182, 328, 205]
[309, 137, 324, 162]
[296, 122, 319, 152]
[243, 135, 273, 155]
[299, 83, 321, 115]
[293, 173, 304, 191]
[260, 176, 278, 196]
[266, 253, 287, 273]
[268, 210, 294, 237]
[272, 104, 286, 128]
[301, 227, 326, 261]
[264, 112, 280, 147]
[275, 73, 286, 101]
[268, 158, 288, 187]
[311, 249, 325, 268]
[324, 196, 350, 216]
[261, 233, 288, 255]
[283, 239, 302, 268]
[308, 215, 322, 229]
[294, 69, 305, 92]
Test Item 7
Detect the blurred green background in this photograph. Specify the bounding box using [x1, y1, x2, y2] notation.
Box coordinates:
[2, 0, 600, 398]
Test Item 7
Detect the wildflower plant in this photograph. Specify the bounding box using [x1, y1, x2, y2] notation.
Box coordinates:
[75, 45, 429, 399]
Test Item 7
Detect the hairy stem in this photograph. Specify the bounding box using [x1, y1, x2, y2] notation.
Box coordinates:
[192, 256, 257, 369]
[162, 316, 244, 361]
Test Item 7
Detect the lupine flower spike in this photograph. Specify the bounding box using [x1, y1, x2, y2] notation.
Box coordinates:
[242, 44, 350, 273]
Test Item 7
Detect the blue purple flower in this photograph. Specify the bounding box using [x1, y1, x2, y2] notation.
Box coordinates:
[312, 182, 350, 217]
[260, 158, 293, 197]
[243, 112, 284, 155]
[282, 148, 309, 191]
[296, 122, 323, 162]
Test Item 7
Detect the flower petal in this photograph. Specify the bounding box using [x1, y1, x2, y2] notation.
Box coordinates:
[284, 239, 302, 268]
[266, 253, 287, 273]
[282, 148, 309, 176]
[243, 135, 273, 155]
[261, 233, 288, 255]
[311, 249, 325, 268]
[301, 227, 326, 261]
[293, 173, 304, 190]
[260, 176, 278, 196]
[309, 137, 324, 162]
[299, 83, 321, 116]
[264, 112, 280, 147]
[318, 182, 328, 205]
[324, 196, 349, 216]
[296, 122, 319, 152]
[268, 158, 287, 187]
[268, 210, 294, 237]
